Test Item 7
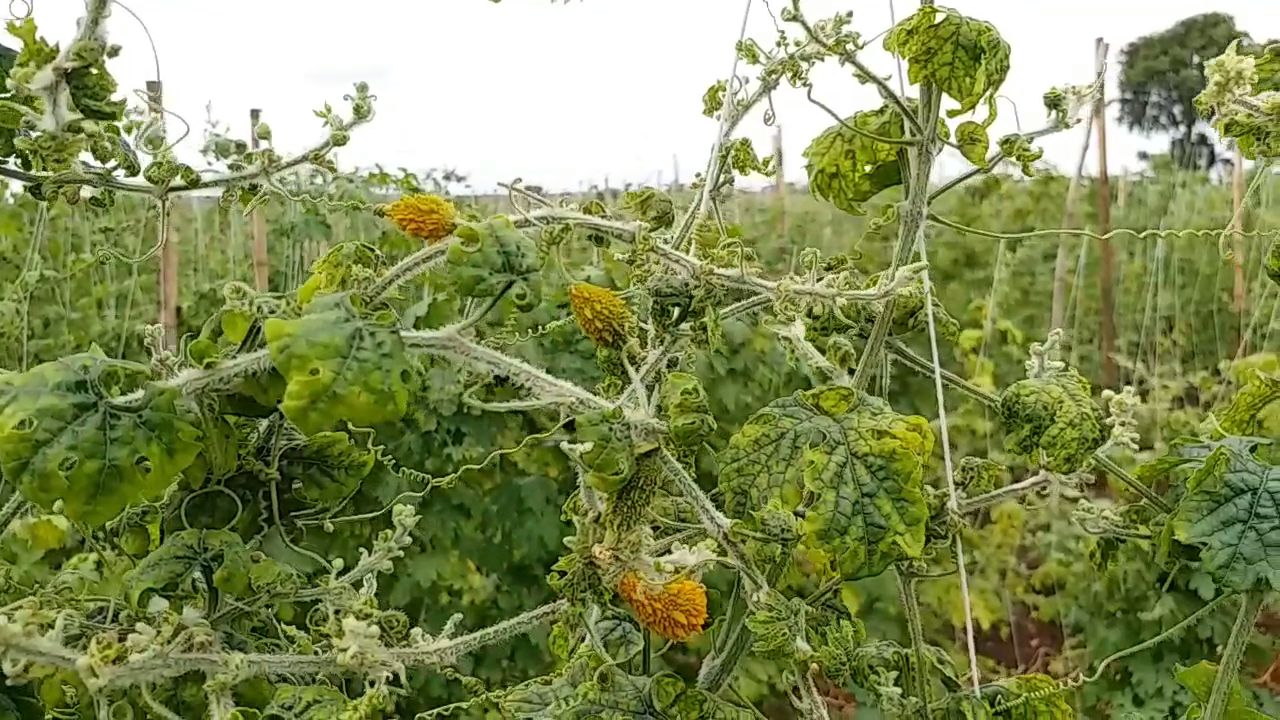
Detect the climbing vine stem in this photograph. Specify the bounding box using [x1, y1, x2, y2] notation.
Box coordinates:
[1202, 591, 1266, 720]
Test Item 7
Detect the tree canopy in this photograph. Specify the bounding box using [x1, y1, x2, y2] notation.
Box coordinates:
[1116, 13, 1257, 169]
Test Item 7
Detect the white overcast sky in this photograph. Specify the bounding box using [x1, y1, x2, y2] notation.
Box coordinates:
[26, 1, 1280, 192]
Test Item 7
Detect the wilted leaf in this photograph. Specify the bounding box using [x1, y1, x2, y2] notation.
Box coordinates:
[956, 120, 990, 164]
[127, 528, 248, 606]
[803, 103, 948, 216]
[280, 431, 375, 506]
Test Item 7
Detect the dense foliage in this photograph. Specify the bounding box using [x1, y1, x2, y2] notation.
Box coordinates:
[0, 2, 1275, 720]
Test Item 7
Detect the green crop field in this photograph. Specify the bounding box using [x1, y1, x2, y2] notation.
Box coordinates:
[0, 2, 1277, 719]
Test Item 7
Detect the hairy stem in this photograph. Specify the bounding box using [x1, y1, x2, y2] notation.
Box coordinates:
[896, 568, 933, 716]
[367, 239, 455, 302]
[957, 471, 1052, 514]
[851, 85, 943, 391]
[1203, 590, 1264, 720]
[657, 448, 765, 593]
[696, 554, 790, 692]
[0, 601, 566, 691]
[1081, 592, 1235, 684]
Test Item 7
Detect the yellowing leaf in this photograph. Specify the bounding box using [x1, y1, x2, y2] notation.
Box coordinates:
[803, 104, 922, 216]
[956, 120, 990, 165]
[264, 293, 411, 436]
[884, 5, 1011, 118]
[719, 386, 934, 579]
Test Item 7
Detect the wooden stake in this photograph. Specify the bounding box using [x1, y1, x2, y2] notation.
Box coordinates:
[1093, 37, 1118, 388]
[1049, 88, 1095, 333]
[1231, 144, 1246, 355]
[249, 108, 270, 291]
[773, 124, 786, 238]
[148, 80, 179, 351]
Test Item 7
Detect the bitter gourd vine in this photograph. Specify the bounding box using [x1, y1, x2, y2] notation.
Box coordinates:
[0, 2, 1273, 719]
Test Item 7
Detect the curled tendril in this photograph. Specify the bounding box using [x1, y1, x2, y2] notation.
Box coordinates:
[485, 317, 575, 348]
[262, 164, 374, 213]
[178, 486, 244, 533]
[130, 88, 192, 155]
[96, 228, 166, 265]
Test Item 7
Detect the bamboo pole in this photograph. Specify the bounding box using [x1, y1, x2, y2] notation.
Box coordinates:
[1093, 38, 1118, 388]
[1231, 144, 1246, 355]
[148, 80, 179, 350]
[249, 108, 270, 291]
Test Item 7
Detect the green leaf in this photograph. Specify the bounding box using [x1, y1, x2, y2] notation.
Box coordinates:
[574, 408, 639, 493]
[264, 293, 411, 435]
[263, 686, 348, 720]
[802, 104, 911, 216]
[182, 413, 240, 488]
[126, 528, 248, 606]
[0, 353, 201, 527]
[1175, 661, 1272, 719]
[661, 685, 758, 720]
[446, 216, 542, 311]
[280, 431, 375, 506]
[1214, 369, 1280, 436]
[585, 608, 643, 664]
[956, 120, 990, 164]
[1170, 438, 1280, 592]
[998, 369, 1104, 473]
[884, 6, 1011, 117]
[719, 385, 935, 579]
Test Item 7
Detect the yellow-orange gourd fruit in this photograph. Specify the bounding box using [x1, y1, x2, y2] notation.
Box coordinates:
[617, 571, 707, 642]
[381, 194, 457, 243]
[569, 283, 633, 349]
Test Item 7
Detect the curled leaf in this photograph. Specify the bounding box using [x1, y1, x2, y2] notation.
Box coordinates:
[884, 5, 1011, 118]
[719, 386, 934, 579]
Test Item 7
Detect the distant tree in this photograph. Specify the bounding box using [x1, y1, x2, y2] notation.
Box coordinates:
[1116, 13, 1255, 170]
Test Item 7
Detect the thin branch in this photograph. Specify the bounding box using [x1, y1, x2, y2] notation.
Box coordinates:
[928, 125, 1064, 203]
[787, 0, 923, 136]
[0, 601, 566, 691]
[957, 471, 1052, 514]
